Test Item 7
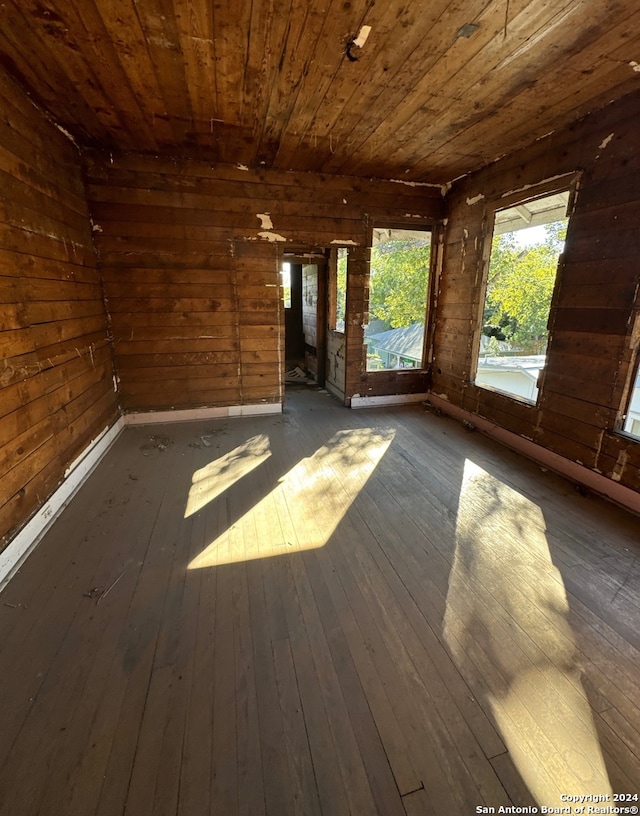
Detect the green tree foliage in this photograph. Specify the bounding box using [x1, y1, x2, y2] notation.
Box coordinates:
[369, 239, 430, 328]
[483, 221, 566, 354]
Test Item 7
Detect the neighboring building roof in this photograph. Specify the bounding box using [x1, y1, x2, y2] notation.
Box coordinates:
[365, 318, 388, 336]
[366, 323, 425, 360]
[477, 355, 545, 381]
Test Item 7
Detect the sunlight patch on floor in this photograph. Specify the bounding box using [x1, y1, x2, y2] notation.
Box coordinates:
[188, 427, 395, 569]
[443, 459, 612, 808]
[184, 434, 271, 518]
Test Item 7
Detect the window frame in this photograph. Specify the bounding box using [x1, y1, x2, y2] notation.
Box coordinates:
[616, 312, 640, 441]
[471, 173, 580, 405]
[328, 247, 347, 334]
[365, 222, 434, 374]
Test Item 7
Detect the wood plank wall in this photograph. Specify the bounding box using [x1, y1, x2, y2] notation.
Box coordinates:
[0, 71, 117, 551]
[83, 152, 443, 410]
[434, 89, 640, 495]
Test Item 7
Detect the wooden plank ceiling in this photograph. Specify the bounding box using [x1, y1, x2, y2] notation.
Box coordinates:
[0, 0, 639, 183]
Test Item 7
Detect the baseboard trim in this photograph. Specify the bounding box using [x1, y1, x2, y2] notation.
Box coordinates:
[0, 417, 125, 593]
[1, 401, 285, 591]
[350, 392, 429, 409]
[427, 393, 640, 516]
[124, 401, 282, 426]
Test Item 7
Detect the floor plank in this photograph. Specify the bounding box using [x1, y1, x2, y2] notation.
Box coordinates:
[1, 386, 639, 815]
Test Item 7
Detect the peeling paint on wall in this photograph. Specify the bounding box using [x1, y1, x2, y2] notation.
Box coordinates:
[256, 213, 273, 229]
[257, 231, 287, 242]
[149, 35, 175, 49]
[598, 133, 615, 150]
[593, 429, 605, 471]
[330, 239, 358, 245]
[237, 163, 249, 171]
[611, 450, 629, 481]
[629, 61, 640, 72]
[389, 178, 440, 188]
[466, 194, 485, 206]
[353, 25, 372, 48]
[53, 122, 78, 146]
[501, 173, 575, 198]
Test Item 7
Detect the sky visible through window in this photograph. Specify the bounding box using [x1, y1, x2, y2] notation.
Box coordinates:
[475, 190, 569, 403]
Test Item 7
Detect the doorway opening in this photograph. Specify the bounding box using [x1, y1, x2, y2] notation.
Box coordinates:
[282, 253, 327, 390]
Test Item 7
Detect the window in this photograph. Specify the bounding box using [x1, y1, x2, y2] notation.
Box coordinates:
[621, 364, 640, 440]
[365, 227, 431, 371]
[474, 188, 572, 403]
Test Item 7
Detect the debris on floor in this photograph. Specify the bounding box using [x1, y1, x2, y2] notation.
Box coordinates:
[140, 434, 173, 453]
[285, 366, 314, 384]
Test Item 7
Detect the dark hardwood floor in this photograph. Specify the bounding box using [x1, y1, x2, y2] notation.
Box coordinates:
[1, 386, 639, 815]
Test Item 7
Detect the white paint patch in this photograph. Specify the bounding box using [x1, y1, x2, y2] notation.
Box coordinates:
[611, 450, 629, 481]
[463, 228, 469, 239]
[91, 223, 103, 233]
[149, 35, 174, 48]
[466, 193, 485, 206]
[403, 213, 426, 218]
[353, 25, 372, 48]
[54, 122, 78, 146]
[258, 231, 287, 242]
[441, 182, 452, 196]
[343, 198, 347, 204]
[629, 61, 640, 72]
[330, 239, 358, 246]
[501, 173, 575, 198]
[389, 178, 439, 188]
[599, 133, 615, 150]
[256, 213, 273, 229]
[237, 163, 249, 171]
